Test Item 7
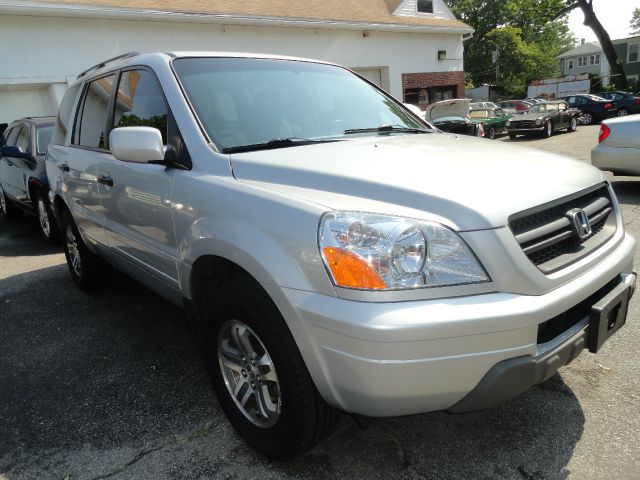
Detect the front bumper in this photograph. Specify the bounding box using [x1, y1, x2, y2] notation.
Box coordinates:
[267, 232, 636, 418]
[507, 125, 544, 133]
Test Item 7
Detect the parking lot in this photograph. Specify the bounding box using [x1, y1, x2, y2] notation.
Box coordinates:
[1, 124, 639, 480]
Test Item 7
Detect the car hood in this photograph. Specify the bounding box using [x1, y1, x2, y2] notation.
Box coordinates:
[425, 99, 470, 123]
[229, 133, 605, 231]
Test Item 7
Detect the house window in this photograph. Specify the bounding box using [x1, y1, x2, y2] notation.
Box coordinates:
[417, 0, 434, 14]
[577, 57, 582, 67]
[595, 55, 600, 64]
[629, 43, 639, 63]
[589, 55, 595, 65]
[568, 59, 574, 70]
[560, 59, 565, 72]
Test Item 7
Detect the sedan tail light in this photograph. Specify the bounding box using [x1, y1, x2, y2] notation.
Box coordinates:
[604, 103, 612, 109]
[635, 98, 640, 105]
[598, 124, 611, 143]
[515, 104, 527, 111]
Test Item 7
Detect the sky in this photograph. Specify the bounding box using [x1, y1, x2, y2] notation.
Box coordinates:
[567, 0, 638, 43]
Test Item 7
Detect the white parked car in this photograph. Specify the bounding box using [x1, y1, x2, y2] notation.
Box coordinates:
[47, 52, 635, 459]
[592, 114, 640, 175]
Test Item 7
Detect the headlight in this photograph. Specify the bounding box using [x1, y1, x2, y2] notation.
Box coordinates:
[506, 120, 511, 126]
[535, 119, 542, 126]
[319, 212, 489, 290]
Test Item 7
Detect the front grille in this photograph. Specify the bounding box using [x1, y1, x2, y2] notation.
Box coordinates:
[510, 120, 537, 128]
[537, 276, 620, 344]
[509, 184, 617, 274]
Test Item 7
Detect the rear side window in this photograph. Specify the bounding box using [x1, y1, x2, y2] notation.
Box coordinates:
[36, 126, 54, 154]
[113, 69, 168, 143]
[75, 74, 116, 149]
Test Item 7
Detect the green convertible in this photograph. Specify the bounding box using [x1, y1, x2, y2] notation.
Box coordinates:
[469, 107, 513, 140]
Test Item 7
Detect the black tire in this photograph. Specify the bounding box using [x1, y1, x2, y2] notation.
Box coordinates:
[487, 127, 496, 140]
[34, 190, 61, 244]
[61, 210, 112, 291]
[568, 116, 578, 132]
[0, 186, 23, 219]
[508, 132, 517, 140]
[199, 279, 337, 459]
[543, 121, 553, 138]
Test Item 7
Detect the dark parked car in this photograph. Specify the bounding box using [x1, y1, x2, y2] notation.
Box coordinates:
[0, 116, 60, 242]
[595, 91, 640, 117]
[558, 94, 618, 125]
[425, 99, 483, 137]
[506, 101, 580, 139]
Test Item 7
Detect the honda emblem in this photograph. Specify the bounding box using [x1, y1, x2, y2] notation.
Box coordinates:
[566, 208, 592, 241]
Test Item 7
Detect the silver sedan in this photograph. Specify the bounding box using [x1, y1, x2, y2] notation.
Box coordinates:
[592, 114, 640, 175]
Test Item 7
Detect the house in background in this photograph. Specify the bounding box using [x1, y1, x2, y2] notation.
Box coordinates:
[0, 0, 473, 125]
[613, 35, 640, 85]
[557, 40, 609, 82]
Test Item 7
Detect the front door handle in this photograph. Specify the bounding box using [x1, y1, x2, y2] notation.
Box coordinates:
[58, 163, 70, 172]
[97, 174, 114, 187]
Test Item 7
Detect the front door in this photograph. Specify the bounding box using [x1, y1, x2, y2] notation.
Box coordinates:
[97, 68, 179, 287]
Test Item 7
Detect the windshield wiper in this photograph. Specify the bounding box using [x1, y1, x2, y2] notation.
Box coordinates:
[222, 137, 339, 154]
[343, 124, 431, 135]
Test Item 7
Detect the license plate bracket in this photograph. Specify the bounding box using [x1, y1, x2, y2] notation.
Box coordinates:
[588, 282, 630, 353]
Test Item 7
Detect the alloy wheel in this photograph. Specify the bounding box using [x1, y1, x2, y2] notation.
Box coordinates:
[546, 122, 552, 136]
[66, 226, 82, 277]
[37, 197, 51, 238]
[618, 109, 628, 117]
[580, 114, 592, 125]
[218, 319, 281, 428]
[571, 118, 577, 130]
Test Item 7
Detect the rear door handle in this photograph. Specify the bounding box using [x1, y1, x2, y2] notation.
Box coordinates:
[97, 174, 114, 187]
[58, 163, 70, 172]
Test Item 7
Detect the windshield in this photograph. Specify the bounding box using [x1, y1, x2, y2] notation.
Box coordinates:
[529, 104, 559, 113]
[36, 125, 53, 154]
[173, 58, 427, 151]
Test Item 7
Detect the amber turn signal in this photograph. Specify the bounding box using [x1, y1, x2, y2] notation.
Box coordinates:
[322, 247, 386, 289]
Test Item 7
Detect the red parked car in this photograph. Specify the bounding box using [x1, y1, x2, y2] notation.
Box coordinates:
[497, 100, 532, 115]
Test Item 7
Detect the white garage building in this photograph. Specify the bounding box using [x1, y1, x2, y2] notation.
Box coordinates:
[0, 0, 472, 127]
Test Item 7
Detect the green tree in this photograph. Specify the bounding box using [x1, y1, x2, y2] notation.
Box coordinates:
[631, 7, 640, 36]
[445, 0, 574, 90]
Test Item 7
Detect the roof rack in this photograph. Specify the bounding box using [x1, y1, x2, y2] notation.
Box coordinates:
[77, 51, 141, 79]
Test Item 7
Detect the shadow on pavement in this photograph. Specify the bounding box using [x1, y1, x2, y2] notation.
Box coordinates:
[0, 216, 61, 257]
[611, 179, 640, 207]
[0, 259, 586, 479]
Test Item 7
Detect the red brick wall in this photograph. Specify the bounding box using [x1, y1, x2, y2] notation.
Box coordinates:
[401, 71, 465, 101]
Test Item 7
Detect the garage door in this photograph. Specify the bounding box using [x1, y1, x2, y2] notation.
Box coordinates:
[351, 68, 383, 88]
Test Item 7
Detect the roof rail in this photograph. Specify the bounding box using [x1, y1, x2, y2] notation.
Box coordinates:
[77, 51, 141, 79]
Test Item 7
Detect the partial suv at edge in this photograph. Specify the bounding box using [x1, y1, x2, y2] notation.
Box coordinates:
[0, 116, 59, 242]
[47, 52, 636, 459]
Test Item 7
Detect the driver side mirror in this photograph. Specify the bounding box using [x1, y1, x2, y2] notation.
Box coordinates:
[0, 145, 29, 159]
[109, 127, 165, 164]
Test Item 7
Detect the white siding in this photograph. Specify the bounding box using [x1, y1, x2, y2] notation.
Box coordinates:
[393, 0, 455, 19]
[0, 14, 465, 122]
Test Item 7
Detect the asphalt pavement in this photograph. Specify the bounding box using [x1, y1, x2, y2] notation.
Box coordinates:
[1, 124, 639, 479]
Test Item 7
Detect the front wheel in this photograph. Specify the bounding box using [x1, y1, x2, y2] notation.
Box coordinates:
[0, 186, 22, 219]
[580, 113, 593, 125]
[543, 121, 553, 138]
[487, 127, 496, 140]
[508, 132, 517, 140]
[35, 191, 61, 244]
[568, 117, 578, 132]
[61, 210, 112, 291]
[201, 279, 337, 459]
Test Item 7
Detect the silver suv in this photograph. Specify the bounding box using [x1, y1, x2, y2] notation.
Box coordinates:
[47, 52, 636, 459]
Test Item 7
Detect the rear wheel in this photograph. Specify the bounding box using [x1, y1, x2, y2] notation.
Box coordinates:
[568, 117, 578, 132]
[61, 210, 112, 291]
[200, 279, 337, 459]
[0, 186, 22, 219]
[34, 190, 61, 244]
[618, 109, 628, 117]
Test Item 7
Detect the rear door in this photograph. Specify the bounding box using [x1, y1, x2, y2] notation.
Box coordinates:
[1, 124, 30, 201]
[97, 68, 179, 287]
[63, 73, 118, 245]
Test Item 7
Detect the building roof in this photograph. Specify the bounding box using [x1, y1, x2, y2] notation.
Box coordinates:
[25, 0, 473, 32]
[557, 42, 602, 59]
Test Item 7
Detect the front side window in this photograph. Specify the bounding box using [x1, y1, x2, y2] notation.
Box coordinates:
[15, 127, 29, 152]
[113, 69, 168, 143]
[173, 58, 426, 152]
[417, 0, 433, 14]
[75, 74, 116, 149]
